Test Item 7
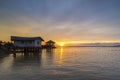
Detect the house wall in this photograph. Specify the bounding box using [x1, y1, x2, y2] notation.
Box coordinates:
[14, 39, 42, 47]
[34, 39, 42, 47]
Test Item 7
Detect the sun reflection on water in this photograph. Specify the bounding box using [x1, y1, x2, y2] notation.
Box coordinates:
[58, 47, 64, 65]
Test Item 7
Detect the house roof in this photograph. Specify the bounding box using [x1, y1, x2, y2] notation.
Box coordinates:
[11, 36, 44, 41]
[46, 40, 55, 43]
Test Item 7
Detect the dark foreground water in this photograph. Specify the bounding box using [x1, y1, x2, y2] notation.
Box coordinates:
[0, 47, 120, 80]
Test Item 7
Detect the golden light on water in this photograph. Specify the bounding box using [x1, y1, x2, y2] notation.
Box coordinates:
[58, 47, 63, 65]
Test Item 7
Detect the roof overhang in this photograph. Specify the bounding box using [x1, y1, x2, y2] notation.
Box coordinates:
[11, 36, 44, 41]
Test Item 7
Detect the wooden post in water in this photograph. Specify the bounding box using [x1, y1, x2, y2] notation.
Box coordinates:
[13, 47, 16, 57]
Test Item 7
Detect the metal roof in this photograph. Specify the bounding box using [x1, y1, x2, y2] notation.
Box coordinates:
[46, 40, 55, 43]
[11, 36, 44, 41]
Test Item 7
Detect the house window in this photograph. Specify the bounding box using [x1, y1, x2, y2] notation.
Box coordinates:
[37, 41, 39, 45]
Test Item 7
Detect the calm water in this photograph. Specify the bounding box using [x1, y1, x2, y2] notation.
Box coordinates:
[0, 47, 120, 80]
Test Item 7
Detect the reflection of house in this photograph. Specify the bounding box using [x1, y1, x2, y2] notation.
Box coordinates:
[46, 40, 56, 48]
[13, 52, 42, 66]
[11, 36, 44, 52]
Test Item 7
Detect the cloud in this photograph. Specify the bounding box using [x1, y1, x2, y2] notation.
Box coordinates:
[0, 0, 120, 42]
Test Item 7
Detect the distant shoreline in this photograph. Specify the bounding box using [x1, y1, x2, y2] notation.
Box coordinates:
[63, 46, 120, 47]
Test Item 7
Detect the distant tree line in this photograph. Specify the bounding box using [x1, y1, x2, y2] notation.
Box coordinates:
[0, 40, 14, 51]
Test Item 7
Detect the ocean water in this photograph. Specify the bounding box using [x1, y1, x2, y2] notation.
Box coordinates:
[0, 47, 120, 80]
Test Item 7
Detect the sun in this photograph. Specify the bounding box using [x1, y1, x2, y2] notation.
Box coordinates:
[59, 42, 65, 47]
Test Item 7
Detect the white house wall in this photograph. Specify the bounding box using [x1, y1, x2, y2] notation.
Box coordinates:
[34, 39, 41, 47]
[14, 40, 41, 47]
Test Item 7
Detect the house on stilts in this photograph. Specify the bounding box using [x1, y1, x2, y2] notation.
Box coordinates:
[45, 40, 56, 48]
[11, 36, 44, 52]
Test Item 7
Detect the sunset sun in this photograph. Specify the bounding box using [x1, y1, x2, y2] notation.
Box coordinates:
[59, 42, 65, 47]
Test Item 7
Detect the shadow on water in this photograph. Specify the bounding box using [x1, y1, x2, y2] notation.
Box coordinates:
[45, 49, 55, 64]
[46, 49, 55, 57]
[12, 50, 42, 67]
[0, 49, 56, 69]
